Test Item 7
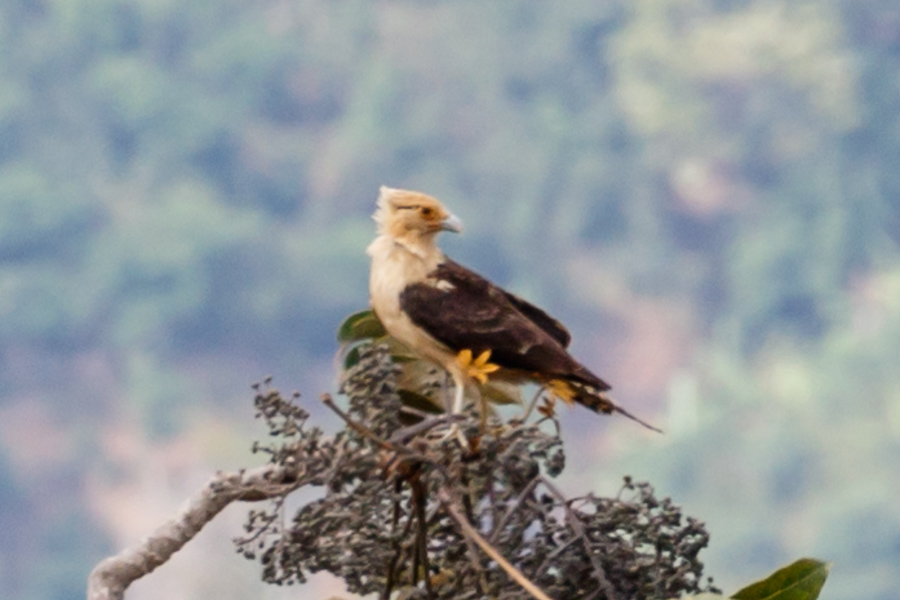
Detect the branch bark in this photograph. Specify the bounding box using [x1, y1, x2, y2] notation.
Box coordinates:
[86, 464, 301, 600]
[438, 487, 555, 600]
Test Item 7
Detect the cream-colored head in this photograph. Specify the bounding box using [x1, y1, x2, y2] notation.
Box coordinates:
[373, 186, 463, 243]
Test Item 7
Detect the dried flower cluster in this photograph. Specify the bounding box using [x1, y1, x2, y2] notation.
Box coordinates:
[235, 343, 718, 599]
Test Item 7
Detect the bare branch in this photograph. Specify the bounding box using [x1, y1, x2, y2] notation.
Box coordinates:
[540, 476, 620, 600]
[488, 475, 541, 545]
[438, 487, 555, 600]
[87, 464, 302, 600]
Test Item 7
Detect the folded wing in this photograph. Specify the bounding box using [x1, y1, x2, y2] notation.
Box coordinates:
[399, 260, 610, 392]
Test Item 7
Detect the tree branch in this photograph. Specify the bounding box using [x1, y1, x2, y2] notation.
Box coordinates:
[437, 487, 554, 600]
[87, 464, 302, 600]
[540, 477, 620, 600]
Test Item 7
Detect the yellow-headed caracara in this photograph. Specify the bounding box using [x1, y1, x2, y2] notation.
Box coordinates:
[367, 186, 655, 429]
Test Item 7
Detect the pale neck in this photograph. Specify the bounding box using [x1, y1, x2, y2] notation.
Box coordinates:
[367, 232, 444, 264]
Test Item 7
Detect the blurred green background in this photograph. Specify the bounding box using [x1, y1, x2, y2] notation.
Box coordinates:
[1, 0, 898, 598]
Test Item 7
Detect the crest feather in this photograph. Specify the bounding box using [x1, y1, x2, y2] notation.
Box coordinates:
[373, 186, 445, 233]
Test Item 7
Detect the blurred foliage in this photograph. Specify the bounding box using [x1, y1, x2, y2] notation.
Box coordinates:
[0, 0, 898, 599]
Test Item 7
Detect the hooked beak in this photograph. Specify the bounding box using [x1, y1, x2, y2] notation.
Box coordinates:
[441, 213, 463, 233]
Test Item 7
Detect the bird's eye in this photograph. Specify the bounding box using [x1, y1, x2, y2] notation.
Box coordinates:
[421, 207, 435, 218]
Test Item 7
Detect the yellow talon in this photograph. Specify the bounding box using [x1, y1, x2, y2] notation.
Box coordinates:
[456, 349, 500, 384]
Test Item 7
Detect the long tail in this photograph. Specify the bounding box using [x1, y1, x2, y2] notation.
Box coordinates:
[548, 379, 663, 433]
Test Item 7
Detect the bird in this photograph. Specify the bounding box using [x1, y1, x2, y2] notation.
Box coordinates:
[366, 185, 657, 430]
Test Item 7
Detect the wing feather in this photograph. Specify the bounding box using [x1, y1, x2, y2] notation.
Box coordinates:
[399, 260, 609, 391]
[438, 261, 571, 346]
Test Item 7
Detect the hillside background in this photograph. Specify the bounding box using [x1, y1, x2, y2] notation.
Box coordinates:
[1, 1, 899, 599]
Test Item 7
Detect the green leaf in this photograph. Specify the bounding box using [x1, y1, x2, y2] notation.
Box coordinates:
[342, 345, 363, 369]
[337, 309, 386, 342]
[398, 389, 443, 414]
[482, 381, 523, 406]
[731, 558, 830, 600]
[390, 352, 419, 364]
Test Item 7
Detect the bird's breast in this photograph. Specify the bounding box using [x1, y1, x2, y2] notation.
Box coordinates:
[368, 240, 452, 365]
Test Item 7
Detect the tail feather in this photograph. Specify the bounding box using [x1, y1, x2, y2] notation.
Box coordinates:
[549, 379, 663, 433]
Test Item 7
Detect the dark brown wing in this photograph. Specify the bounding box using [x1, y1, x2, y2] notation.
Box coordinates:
[501, 290, 571, 348]
[399, 260, 609, 391]
[441, 260, 571, 346]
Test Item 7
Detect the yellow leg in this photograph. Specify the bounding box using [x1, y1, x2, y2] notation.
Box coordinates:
[451, 371, 466, 414]
[437, 370, 469, 447]
[440, 372, 453, 413]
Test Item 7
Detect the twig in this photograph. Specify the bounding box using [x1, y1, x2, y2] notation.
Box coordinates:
[382, 478, 406, 600]
[489, 476, 541, 545]
[457, 505, 491, 598]
[389, 412, 465, 444]
[237, 494, 288, 547]
[437, 487, 555, 600]
[321, 394, 435, 468]
[399, 405, 438, 420]
[540, 536, 582, 566]
[411, 476, 433, 596]
[521, 386, 547, 423]
[321, 394, 396, 450]
[540, 477, 620, 600]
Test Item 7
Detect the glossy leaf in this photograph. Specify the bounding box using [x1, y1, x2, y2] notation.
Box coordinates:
[337, 309, 386, 343]
[731, 558, 829, 600]
[342, 345, 363, 370]
[398, 389, 444, 414]
[482, 381, 522, 406]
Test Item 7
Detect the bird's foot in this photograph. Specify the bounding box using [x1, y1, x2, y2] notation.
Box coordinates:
[455, 349, 500, 385]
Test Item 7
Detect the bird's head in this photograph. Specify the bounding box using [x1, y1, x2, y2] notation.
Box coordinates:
[373, 186, 463, 242]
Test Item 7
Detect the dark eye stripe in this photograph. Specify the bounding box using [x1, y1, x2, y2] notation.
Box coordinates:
[395, 204, 417, 210]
